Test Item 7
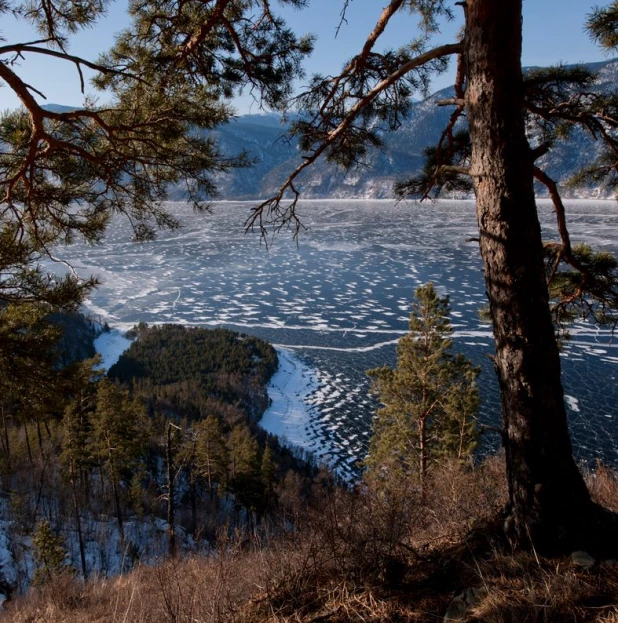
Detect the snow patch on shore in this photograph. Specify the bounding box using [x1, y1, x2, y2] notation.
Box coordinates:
[94, 329, 133, 370]
[260, 348, 320, 448]
[565, 395, 581, 413]
[260, 348, 344, 476]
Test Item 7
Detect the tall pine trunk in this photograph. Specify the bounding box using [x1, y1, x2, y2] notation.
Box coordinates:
[23, 421, 32, 465]
[111, 474, 125, 545]
[166, 422, 177, 558]
[418, 414, 427, 500]
[71, 474, 88, 579]
[1, 406, 10, 465]
[465, 0, 602, 552]
[107, 444, 125, 545]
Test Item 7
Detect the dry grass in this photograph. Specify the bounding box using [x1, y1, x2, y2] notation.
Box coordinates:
[464, 551, 618, 622]
[4, 459, 618, 622]
[0, 549, 268, 622]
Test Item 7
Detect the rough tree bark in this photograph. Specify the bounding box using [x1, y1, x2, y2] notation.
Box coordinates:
[465, 0, 614, 553]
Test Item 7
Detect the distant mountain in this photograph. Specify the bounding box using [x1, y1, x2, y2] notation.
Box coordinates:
[204, 58, 618, 200]
[42, 103, 78, 113]
[44, 59, 618, 200]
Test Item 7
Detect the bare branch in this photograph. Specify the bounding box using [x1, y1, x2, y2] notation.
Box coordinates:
[438, 165, 470, 176]
[0, 44, 146, 84]
[533, 165, 576, 264]
[454, 50, 466, 99]
[23, 81, 47, 99]
[531, 142, 550, 161]
[356, 0, 406, 70]
[310, 0, 407, 125]
[0, 62, 45, 117]
[247, 42, 461, 237]
[436, 97, 465, 107]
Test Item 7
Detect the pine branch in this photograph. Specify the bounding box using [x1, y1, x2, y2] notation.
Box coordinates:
[246, 42, 461, 238]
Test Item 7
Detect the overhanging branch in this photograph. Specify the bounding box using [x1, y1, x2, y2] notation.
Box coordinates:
[247, 42, 461, 237]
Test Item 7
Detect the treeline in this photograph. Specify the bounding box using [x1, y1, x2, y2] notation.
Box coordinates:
[0, 287, 482, 597]
[110, 323, 278, 421]
[0, 322, 318, 593]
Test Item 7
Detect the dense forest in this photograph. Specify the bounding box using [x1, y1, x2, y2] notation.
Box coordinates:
[0, 321, 320, 596]
[4, 298, 618, 622]
[110, 324, 278, 421]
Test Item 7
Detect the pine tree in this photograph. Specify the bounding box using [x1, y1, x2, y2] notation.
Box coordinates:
[32, 520, 71, 586]
[227, 424, 262, 514]
[254, 0, 618, 555]
[91, 379, 148, 543]
[165, 421, 182, 557]
[260, 443, 278, 509]
[61, 399, 92, 579]
[0, 304, 68, 450]
[0, 2, 312, 430]
[366, 284, 479, 493]
[0, 1, 312, 311]
[194, 415, 229, 499]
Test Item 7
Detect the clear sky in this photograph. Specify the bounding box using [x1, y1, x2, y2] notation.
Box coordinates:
[0, 0, 611, 114]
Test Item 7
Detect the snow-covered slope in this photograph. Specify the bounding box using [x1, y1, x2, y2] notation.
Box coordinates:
[200, 59, 618, 200]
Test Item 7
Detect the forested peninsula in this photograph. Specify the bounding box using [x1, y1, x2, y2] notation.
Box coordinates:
[0, 321, 324, 600]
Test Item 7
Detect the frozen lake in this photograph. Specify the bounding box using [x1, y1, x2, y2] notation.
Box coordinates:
[60, 199, 618, 477]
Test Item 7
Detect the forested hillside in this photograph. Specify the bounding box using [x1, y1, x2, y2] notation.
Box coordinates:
[0, 323, 317, 597]
[192, 59, 618, 200]
[110, 324, 278, 421]
[5, 317, 618, 623]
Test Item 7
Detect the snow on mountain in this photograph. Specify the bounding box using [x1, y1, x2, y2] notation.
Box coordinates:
[206, 59, 618, 200]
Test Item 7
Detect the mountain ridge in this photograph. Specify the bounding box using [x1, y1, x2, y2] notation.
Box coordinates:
[45, 58, 618, 200]
[204, 57, 618, 200]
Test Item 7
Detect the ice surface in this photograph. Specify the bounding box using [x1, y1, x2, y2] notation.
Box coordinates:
[46, 199, 618, 471]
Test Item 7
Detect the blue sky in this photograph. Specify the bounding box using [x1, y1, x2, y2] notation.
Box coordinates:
[0, 0, 611, 114]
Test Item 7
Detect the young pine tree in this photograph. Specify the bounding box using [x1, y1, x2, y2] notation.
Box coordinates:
[366, 283, 480, 492]
[193, 415, 229, 500]
[260, 443, 278, 509]
[32, 520, 71, 586]
[227, 424, 263, 514]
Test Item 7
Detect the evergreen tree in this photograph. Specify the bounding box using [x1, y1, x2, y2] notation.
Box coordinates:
[260, 443, 278, 508]
[60, 361, 102, 579]
[227, 424, 262, 513]
[60, 359, 102, 481]
[0, 1, 310, 420]
[0, 0, 312, 309]
[194, 415, 229, 499]
[32, 520, 71, 586]
[91, 379, 148, 543]
[366, 284, 479, 492]
[0, 304, 67, 444]
[255, 0, 618, 554]
[61, 401, 92, 579]
[165, 421, 182, 557]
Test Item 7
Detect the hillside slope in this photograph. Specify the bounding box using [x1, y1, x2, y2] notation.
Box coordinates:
[201, 59, 618, 200]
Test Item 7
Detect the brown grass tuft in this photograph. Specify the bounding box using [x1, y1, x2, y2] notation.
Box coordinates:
[4, 459, 618, 622]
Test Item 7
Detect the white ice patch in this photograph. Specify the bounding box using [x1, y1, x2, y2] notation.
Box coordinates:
[259, 348, 346, 476]
[260, 348, 320, 449]
[94, 329, 133, 371]
[565, 395, 581, 413]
